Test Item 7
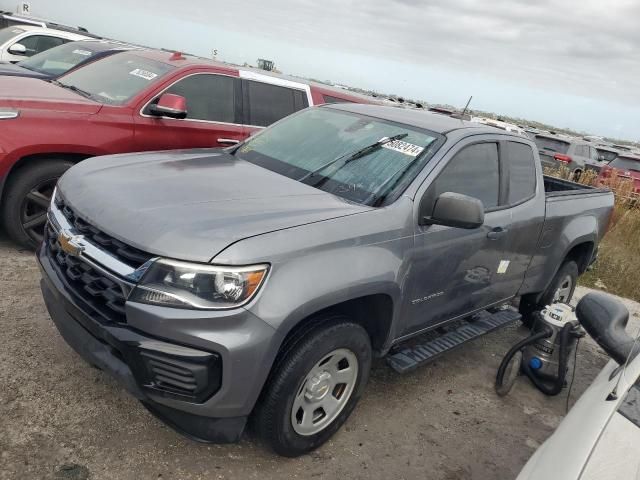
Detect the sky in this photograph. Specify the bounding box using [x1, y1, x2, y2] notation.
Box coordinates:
[3, 0, 639, 140]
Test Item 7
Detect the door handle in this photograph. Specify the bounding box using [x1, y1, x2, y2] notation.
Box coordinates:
[217, 138, 239, 145]
[487, 227, 508, 240]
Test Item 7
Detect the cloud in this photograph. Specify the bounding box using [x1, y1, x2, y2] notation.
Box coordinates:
[137, 0, 639, 106]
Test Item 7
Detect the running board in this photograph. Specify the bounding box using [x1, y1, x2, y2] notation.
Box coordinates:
[387, 309, 522, 374]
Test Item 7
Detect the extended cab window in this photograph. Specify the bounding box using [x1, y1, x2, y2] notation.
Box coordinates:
[505, 141, 536, 204]
[158, 74, 236, 123]
[245, 80, 308, 127]
[428, 143, 500, 209]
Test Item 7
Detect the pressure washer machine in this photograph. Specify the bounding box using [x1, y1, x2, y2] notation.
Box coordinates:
[496, 303, 585, 396]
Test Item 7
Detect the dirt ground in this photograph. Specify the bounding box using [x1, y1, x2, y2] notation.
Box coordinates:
[1, 231, 637, 480]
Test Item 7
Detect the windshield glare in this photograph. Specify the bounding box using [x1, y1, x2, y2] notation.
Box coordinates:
[236, 107, 442, 205]
[57, 53, 174, 105]
[19, 42, 100, 76]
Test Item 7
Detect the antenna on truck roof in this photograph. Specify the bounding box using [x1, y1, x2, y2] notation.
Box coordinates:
[461, 95, 472, 118]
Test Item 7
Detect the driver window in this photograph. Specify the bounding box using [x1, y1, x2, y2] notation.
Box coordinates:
[146, 74, 237, 123]
[17, 35, 65, 56]
[424, 142, 500, 214]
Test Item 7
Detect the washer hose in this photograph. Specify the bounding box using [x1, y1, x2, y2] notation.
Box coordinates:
[495, 326, 552, 394]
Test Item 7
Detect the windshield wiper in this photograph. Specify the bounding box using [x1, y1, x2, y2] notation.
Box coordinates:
[297, 133, 409, 184]
[367, 144, 432, 206]
[50, 80, 94, 99]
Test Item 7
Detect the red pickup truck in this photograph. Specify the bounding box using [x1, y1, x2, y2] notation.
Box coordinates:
[0, 49, 371, 247]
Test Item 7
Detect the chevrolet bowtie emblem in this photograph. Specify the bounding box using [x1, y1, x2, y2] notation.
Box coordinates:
[58, 231, 85, 257]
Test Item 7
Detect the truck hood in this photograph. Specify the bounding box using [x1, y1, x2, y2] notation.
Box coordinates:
[0, 76, 102, 114]
[58, 149, 372, 262]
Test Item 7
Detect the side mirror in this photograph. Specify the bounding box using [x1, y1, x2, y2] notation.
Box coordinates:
[149, 93, 187, 119]
[8, 43, 27, 55]
[420, 192, 485, 229]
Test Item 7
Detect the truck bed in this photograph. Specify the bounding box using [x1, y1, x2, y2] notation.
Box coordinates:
[544, 175, 610, 197]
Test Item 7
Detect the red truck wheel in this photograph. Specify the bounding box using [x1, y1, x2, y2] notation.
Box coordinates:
[2, 160, 73, 249]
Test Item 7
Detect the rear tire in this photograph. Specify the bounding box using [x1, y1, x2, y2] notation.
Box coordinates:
[255, 316, 372, 457]
[571, 169, 583, 182]
[520, 260, 579, 328]
[2, 159, 73, 249]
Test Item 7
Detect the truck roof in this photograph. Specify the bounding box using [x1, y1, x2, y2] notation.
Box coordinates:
[328, 103, 511, 135]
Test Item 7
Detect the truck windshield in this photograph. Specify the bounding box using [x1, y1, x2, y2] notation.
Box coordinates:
[236, 107, 443, 206]
[18, 42, 101, 76]
[534, 136, 570, 154]
[56, 53, 174, 105]
[610, 157, 640, 172]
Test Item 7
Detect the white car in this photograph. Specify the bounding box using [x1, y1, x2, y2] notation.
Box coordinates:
[518, 293, 640, 480]
[0, 25, 91, 63]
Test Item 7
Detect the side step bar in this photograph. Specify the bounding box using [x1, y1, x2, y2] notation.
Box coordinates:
[387, 308, 522, 374]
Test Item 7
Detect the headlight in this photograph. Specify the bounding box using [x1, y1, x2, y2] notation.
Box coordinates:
[129, 259, 269, 310]
[0, 108, 19, 120]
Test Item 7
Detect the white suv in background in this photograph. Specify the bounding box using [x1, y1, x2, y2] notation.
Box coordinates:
[0, 25, 91, 63]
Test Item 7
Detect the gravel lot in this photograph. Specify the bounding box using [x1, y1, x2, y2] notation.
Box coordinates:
[1, 231, 637, 480]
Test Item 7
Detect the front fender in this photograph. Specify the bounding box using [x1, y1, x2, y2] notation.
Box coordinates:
[247, 244, 406, 337]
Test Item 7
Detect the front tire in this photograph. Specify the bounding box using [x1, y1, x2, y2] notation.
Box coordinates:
[2, 160, 73, 249]
[255, 317, 372, 457]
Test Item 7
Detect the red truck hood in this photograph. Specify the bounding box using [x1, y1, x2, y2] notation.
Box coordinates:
[0, 76, 102, 114]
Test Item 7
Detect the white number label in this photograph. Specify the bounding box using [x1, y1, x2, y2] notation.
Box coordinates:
[381, 139, 424, 157]
[129, 69, 158, 81]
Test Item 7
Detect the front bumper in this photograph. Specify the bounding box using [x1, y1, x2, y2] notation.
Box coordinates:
[38, 235, 281, 443]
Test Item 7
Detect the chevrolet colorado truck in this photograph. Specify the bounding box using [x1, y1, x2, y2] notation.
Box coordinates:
[0, 49, 370, 248]
[39, 104, 614, 456]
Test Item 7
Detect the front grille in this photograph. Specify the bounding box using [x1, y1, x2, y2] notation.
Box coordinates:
[55, 197, 152, 269]
[46, 222, 127, 323]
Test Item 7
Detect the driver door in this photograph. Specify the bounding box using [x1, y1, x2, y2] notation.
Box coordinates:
[402, 139, 515, 337]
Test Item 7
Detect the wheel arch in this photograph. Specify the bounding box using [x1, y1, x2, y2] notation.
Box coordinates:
[0, 152, 93, 200]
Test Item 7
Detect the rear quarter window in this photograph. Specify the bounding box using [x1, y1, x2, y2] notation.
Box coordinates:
[505, 141, 536, 204]
[534, 136, 569, 154]
[245, 80, 309, 127]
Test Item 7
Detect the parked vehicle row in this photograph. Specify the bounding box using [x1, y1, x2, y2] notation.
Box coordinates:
[0, 48, 370, 248]
[533, 134, 605, 175]
[40, 104, 614, 455]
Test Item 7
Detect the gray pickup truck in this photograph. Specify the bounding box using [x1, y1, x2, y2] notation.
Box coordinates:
[38, 104, 614, 456]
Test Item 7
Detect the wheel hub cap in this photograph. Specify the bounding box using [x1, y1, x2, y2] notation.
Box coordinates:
[305, 372, 332, 402]
[291, 348, 359, 436]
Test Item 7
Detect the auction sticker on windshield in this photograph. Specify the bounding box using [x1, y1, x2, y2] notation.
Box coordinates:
[382, 139, 424, 157]
[72, 49, 92, 56]
[129, 68, 158, 81]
